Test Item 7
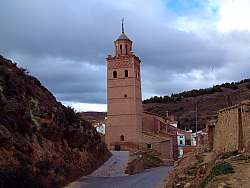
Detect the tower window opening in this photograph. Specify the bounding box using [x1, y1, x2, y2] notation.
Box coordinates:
[147, 144, 152, 149]
[120, 135, 125, 141]
[113, 71, 117, 78]
[126, 44, 128, 55]
[125, 70, 128, 77]
[120, 44, 122, 54]
[124, 94, 127, 98]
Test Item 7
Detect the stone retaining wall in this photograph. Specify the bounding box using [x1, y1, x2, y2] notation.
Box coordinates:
[214, 100, 250, 153]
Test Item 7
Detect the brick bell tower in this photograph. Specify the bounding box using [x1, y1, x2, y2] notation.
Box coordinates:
[105, 21, 143, 150]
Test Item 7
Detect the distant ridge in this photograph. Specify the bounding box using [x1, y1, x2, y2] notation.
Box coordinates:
[143, 78, 250, 131]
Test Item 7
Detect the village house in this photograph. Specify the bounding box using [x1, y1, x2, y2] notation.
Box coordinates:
[177, 133, 185, 147]
[105, 23, 178, 161]
[175, 128, 195, 157]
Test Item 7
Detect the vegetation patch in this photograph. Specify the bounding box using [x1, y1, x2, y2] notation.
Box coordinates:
[212, 161, 234, 176]
[143, 152, 163, 168]
[220, 151, 238, 159]
[199, 161, 234, 188]
[186, 166, 198, 176]
[186, 159, 204, 177]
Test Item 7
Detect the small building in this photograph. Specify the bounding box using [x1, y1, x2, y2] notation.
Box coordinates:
[141, 132, 174, 161]
[176, 129, 193, 158]
[142, 112, 178, 161]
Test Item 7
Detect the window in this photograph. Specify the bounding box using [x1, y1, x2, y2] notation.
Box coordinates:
[147, 144, 152, 149]
[125, 70, 128, 77]
[124, 94, 127, 98]
[180, 140, 183, 145]
[113, 71, 117, 78]
[125, 44, 128, 54]
[120, 44, 122, 54]
[120, 135, 125, 141]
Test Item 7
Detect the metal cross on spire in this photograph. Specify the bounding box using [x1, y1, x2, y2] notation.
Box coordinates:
[121, 18, 125, 33]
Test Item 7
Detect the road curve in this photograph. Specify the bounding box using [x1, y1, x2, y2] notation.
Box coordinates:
[90, 151, 129, 177]
[65, 151, 171, 188]
[69, 166, 171, 188]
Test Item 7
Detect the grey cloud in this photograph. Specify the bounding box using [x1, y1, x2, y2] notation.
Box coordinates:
[9, 54, 106, 103]
[0, 0, 250, 105]
[134, 27, 227, 72]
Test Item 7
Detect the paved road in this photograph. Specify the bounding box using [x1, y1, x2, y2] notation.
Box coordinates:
[90, 151, 129, 177]
[65, 151, 171, 188]
[73, 166, 171, 188]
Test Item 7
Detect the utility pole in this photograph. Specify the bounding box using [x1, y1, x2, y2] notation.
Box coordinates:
[195, 103, 198, 145]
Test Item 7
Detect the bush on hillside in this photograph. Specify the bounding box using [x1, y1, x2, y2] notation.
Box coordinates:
[64, 106, 80, 124]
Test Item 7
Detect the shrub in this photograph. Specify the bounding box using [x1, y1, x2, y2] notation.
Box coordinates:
[211, 161, 234, 176]
[64, 106, 80, 124]
[220, 151, 238, 159]
[199, 161, 234, 188]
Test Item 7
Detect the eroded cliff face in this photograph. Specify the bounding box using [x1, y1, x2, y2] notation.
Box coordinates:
[0, 55, 110, 188]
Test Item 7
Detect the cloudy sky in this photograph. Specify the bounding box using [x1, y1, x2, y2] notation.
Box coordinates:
[1, 0, 250, 111]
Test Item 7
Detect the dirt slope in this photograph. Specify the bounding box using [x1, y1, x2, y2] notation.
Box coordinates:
[0, 55, 110, 188]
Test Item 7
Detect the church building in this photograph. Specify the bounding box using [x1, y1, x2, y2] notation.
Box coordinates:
[105, 22, 178, 162]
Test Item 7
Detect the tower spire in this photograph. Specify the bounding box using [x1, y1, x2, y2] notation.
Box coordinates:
[121, 18, 124, 33]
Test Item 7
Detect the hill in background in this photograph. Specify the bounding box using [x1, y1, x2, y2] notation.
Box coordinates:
[79, 80, 250, 132]
[143, 79, 250, 131]
[80, 112, 107, 122]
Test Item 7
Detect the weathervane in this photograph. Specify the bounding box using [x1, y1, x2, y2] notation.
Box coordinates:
[121, 18, 124, 33]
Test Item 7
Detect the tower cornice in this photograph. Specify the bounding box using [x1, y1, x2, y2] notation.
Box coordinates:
[106, 54, 141, 63]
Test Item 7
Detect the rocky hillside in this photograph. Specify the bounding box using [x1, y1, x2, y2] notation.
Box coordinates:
[143, 80, 250, 131]
[80, 112, 107, 122]
[0, 55, 110, 188]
